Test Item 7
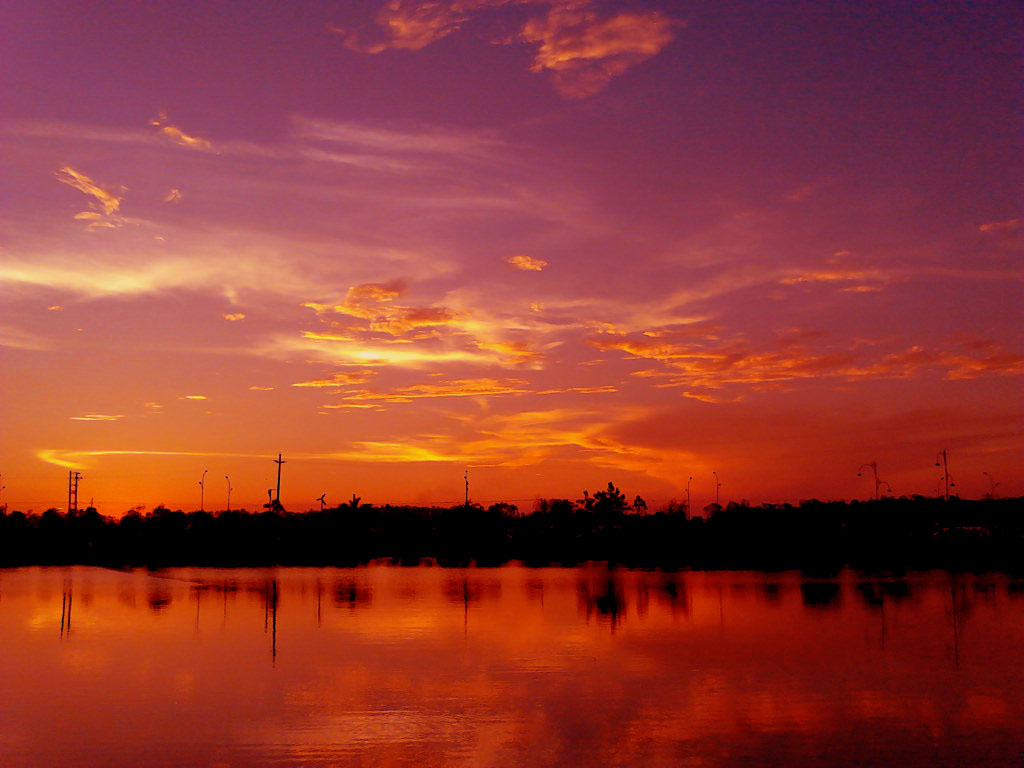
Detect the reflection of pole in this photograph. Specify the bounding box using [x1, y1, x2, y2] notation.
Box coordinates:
[273, 454, 286, 506]
[935, 449, 954, 501]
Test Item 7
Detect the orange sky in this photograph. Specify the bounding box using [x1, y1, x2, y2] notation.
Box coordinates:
[1, 1, 1021, 514]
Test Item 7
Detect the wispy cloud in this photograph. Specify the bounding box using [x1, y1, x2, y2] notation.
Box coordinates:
[164, 188, 183, 203]
[292, 370, 378, 388]
[592, 327, 1024, 390]
[149, 112, 214, 151]
[0, 325, 53, 351]
[55, 166, 126, 230]
[979, 218, 1021, 233]
[69, 413, 125, 421]
[507, 254, 547, 271]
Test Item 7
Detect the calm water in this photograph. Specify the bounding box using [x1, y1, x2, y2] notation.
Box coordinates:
[0, 566, 1021, 767]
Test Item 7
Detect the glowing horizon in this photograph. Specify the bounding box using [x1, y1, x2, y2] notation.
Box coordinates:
[1, 1, 1021, 515]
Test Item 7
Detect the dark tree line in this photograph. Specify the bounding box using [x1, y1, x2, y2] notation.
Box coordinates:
[0, 483, 1021, 572]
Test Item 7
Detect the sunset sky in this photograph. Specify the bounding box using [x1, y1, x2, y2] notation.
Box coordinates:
[2, 0, 1021, 514]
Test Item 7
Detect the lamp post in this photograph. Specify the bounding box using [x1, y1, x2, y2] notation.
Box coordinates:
[935, 450, 954, 501]
[857, 462, 889, 501]
[225, 475, 232, 513]
[198, 469, 208, 512]
[713, 471, 722, 507]
[685, 476, 693, 518]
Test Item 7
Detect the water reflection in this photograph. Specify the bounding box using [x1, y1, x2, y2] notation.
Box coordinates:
[0, 566, 1019, 768]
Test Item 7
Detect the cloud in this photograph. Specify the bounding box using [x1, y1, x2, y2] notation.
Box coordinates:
[148, 112, 214, 151]
[248, 385, 275, 391]
[0, 325, 53, 351]
[518, 4, 680, 98]
[332, 377, 530, 403]
[182, 395, 207, 400]
[333, 1, 680, 97]
[164, 188, 183, 203]
[292, 370, 378, 388]
[223, 312, 246, 321]
[979, 218, 1022, 233]
[69, 413, 124, 421]
[55, 166, 126, 229]
[507, 254, 547, 271]
[592, 327, 1024, 390]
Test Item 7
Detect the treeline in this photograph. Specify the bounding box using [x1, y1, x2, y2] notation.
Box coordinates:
[0, 483, 1021, 571]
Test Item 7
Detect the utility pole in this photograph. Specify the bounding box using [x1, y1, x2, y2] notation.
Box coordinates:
[68, 471, 82, 514]
[464, 469, 469, 508]
[0, 474, 5, 513]
[225, 475, 232, 513]
[685, 476, 693, 519]
[273, 453, 286, 507]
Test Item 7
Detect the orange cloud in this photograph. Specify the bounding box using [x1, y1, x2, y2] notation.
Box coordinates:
[164, 188, 183, 203]
[292, 370, 378, 388]
[223, 312, 246, 321]
[148, 112, 214, 151]
[69, 413, 124, 421]
[335, 2, 679, 97]
[507, 254, 547, 271]
[979, 218, 1022, 233]
[55, 166, 126, 229]
[519, 5, 680, 97]
[336, 377, 530, 403]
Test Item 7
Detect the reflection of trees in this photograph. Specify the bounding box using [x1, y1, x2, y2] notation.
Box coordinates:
[577, 573, 626, 629]
[799, 581, 842, 610]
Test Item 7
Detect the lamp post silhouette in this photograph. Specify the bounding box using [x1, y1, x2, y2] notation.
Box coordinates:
[464, 469, 469, 508]
[0, 474, 5, 512]
[857, 462, 890, 501]
[198, 469, 208, 512]
[713, 471, 722, 507]
[982, 471, 999, 500]
[225, 475, 232, 513]
[935, 449, 954, 501]
[273, 453, 286, 507]
[685, 476, 693, 518]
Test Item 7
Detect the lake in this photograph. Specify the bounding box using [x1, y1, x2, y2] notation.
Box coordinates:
[0, 566, 1021, 767]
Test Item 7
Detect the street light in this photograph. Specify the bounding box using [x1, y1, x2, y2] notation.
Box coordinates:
[225, 475, 232, 513]
[198, 469, 208, 512]
[935, 450, 955, 501]
[685, 476, 693, 518]
[857, 462, 889, 501]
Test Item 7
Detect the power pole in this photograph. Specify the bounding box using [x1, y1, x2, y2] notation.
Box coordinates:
[464, 469, 469, 508]
[273, 453, 286, 507]
[69, 471, 82, 514]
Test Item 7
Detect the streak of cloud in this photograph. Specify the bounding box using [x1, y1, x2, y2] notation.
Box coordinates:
[149, 112, 214, 151]
[55, 166, 126, 229]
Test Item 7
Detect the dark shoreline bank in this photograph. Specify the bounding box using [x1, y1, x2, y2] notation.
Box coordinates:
[2, 494, 1021, 573]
